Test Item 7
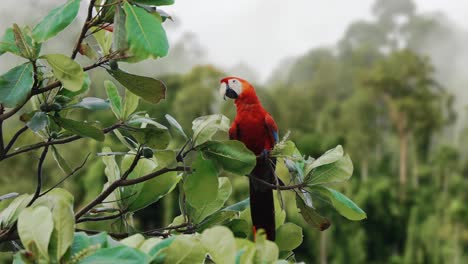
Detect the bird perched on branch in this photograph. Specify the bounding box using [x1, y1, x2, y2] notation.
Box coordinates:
[220, 77, 278, 240]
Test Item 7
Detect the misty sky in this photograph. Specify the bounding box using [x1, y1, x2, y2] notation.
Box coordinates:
[1, 0, 467, 82]
[163, 0, 468, 81]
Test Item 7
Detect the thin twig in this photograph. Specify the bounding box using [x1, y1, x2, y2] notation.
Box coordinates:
[75, 228, 128, 239]
[75, 166, 189, 220]
[4, 125, 28, 154]
[71, 0, 97, 59]
[2, 122, 122, 160]
[27, 139, 51, 207]
[76, 209, 127, 223]
[39, 154, 90, 197]
[246, 174, 306, 190]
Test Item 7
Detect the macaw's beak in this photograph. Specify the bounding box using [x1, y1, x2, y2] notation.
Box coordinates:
[225, 85, 239, 99]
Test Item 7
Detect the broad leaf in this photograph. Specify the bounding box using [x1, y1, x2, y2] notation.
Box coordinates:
[160, 235, 206, 264]
[55, 117, 104, 141]
[120, 234, 145, 248]
[311, 186, 366, 221]
[79, 245, 150, 264]
[125, 122, 171, 149]
[304, 145, 345, 176]
[105, 80, 122, 118]
[296, 195, 330, 231]
[69, 97, 110, 111]
[200, 140, 256, 175]
[92, 26, 112, 55]
[184, 153, 219, 209]
[120, 154, 157, 208]
[188, 177, 232, 223]
[0, 63, 34, 108]
[108, 69, 166, 104]
[254, 231, 279, 263]
[0, 28, 19, 56]
[51, 146, 73, 175]
[42, 54, 84, 91]
[12, 24, 33, 59]
[201, 226, 237, 264]
[113, 4, 128, 52]
[165, 114, 187, 139]
[18, 206, 54, 261]
[59, 72, 90, 98]
[123, 2, 169, 59]
[32, 0, 80, 42]
[123, 89, 139, 119]
[192, 114, 230, 146]
[48, 200, 74, 262]
[307, 154, 353, 185]
[101, 147, 122, 208]
[275, 223, 303, 251]
[26, 112, 48, 132]
[0, 194, 32, 229]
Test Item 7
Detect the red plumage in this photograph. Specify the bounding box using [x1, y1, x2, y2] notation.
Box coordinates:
[221, 77, 278, 240]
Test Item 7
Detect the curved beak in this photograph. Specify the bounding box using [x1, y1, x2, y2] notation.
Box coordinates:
[219, 82, 238, 100]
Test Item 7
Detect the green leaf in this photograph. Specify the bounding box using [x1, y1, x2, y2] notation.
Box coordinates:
[0, 28, 19, 56]
[254, 231, 279, 263]
[92, 26, 112, 55]
[133, 0, 175, 6]
[123, 2, 169, 59]
[59, 72, 91, 98]
[12, 24, 33, 58]
[201, 226, 237, 264]
[79, 245, 150, 264]
[0, 63, 34, 108]
[296, 195, 330, 231]
[311, 186, 367, 221]
[105, 80, 122, 118]
[184, 153, 219, 209]
[275, 223, 303, 251]
[42, 54, 84, 91]
[32, 0, 80, 42]
[48, 200, 74, 262]
[26, 112, 48, 132]
[200, 140, 256, 175]
[271, 140, 298, 157]
[128, 169, 180, 212]
[18, 206, 54, 261]
[55, 117, 104, 141]
[108, 69, 166, 104]
[120, 154, 157, 208]
[165, 114, 187, 139]
[192, 114, 230, 146]
[125, 123, 171, 149]
[33, 188, 74, 210]
[101, 147, 122, 208]
[69, 97, 110, 111]
[51, 145, 73, 174]
[120, 234, 145, 248]
[188, 177, 232, 223]
[235, 239, 256, 264]
[304, 145, 345, 176]
[0, 194, 32, 229]
[160, 235, 206, 264]
[307, 154, 353, 185]
[123, 89, 139, 119]
[113, 4, 128, 52]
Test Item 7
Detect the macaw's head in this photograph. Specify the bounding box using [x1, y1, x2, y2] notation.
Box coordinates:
[219, 77, 258, 103]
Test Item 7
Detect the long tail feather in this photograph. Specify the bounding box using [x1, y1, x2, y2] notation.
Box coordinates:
[250, 157, 276, 240]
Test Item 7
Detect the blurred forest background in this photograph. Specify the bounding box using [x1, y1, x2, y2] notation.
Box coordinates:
[0, 0, 467, 263]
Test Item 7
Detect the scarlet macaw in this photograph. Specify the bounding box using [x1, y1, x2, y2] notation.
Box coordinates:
[220, 77, 278, 240]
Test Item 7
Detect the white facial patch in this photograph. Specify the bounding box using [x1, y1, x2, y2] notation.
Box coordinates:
[219, 82, 227, 97]
[228, 79, 242, 95]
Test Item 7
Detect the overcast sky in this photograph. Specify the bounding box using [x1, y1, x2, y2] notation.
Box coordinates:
[1, 0, 467, 81]
[162, 0, 468, 81]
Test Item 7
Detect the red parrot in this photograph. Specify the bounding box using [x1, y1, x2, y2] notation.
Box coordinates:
[220, 77, 278, 240]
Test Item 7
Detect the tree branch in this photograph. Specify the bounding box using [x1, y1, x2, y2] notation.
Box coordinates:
[27, 139, 51, 207]
[246, 175, 307, 190]
[39, 154, 90, 197]
[75, 166, 189, 220]
[71, 0, 97, 59]
[3, 125, 28, 155]
[76, 209, 127, 223]
[1, 122, 122, 161]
